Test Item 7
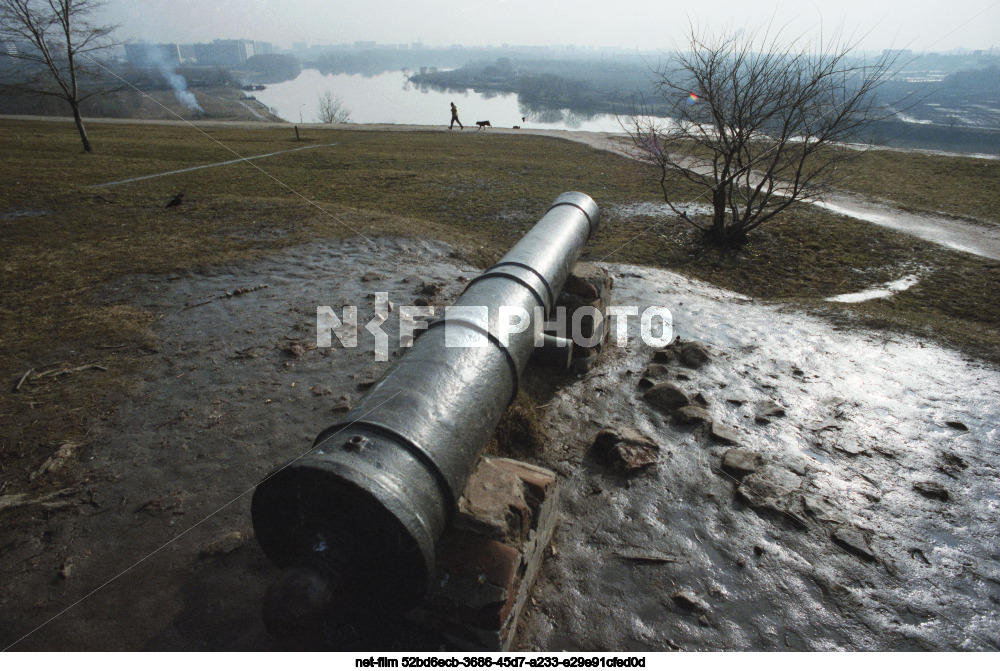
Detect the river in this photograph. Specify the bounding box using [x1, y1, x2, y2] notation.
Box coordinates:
[252, 69, 633, 133]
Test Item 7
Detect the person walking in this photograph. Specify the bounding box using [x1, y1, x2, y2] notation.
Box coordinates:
[449, 102, 463, 130]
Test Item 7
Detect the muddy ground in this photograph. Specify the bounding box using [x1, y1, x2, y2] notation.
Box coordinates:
[1, 236, 998, 650]
[517, 264, 1000, 651]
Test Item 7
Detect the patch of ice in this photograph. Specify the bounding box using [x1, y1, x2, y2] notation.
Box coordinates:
[895, 112, 933, 125]
[825, 274, 922, 303]
[608, 201, 714, 219]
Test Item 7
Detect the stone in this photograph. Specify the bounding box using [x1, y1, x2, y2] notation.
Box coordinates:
[280, 341, 306, 359]
[937, 452, 968, 477]
[412, 456, 560, 651]
[643, 382, 690, 414]
[402, 274, 424, 284]
[832, 441, 867, 456]
[611, 442, 659, 471]
[331, 394, 352, 413]
[673, 405, 712, 426]
[671, 591, 709, 613]
[357, 370, 379, 390]
[678, 341, 711, 368]
[755, 400, 786, 424]
[30, 442, 78, 481]
[802, 495, 835, 521]
[651, 348, 677, 364]
[945, 420, 969, 431]
[593, 428, 660, 472]
[737, 467, 807, 528]
[913, 481, 950, 502]
[200, 531, 247, 557]
[831, 527, 877, 562]
[721, 449, 761, 478]
[419, 281, 442, 297]
[433, 532, 521, 618]
[738, 468, 802, 505]
[638, 363, 671, 390]
[642, 363, 671, 380]
[692, 392, 710, 407]
[456, 463, 533, 545]
[562, 262, 611, 302]
[361, 271, 384, 282]
[709, 423, 741, 446]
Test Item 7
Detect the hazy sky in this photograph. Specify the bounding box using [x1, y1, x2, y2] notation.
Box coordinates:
[102, 0, 1000, 52]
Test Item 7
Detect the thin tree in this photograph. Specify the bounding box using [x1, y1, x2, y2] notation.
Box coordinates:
[623, 24, 901, 247]
[0, 0, 117, 152]
[316, 89, 351, 124]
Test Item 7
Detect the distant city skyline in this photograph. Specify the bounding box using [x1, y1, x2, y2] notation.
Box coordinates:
[101, 0, 1000, 53]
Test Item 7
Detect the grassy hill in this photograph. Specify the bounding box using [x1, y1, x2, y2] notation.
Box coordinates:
[1, 117, 998, 492]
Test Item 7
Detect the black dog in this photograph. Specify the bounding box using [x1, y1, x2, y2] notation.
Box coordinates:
[475, 120, 492, 130]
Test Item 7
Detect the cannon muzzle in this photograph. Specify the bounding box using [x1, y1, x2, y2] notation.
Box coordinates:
[251, 192, 600, 632]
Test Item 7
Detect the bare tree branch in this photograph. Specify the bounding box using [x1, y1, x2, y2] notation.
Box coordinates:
[316, 89, 351, 124]
[621, 22, 904, 246]
[0, 0, 119, 151]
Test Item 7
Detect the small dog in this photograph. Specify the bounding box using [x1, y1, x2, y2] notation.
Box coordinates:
[512, 125, 520, 129]
[475, 120, 492, 130]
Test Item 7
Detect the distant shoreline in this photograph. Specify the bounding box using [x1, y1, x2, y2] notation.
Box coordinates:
[2, 113, 997, 161]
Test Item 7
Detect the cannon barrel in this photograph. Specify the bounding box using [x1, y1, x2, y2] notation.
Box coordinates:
[251, 192, 599, 633]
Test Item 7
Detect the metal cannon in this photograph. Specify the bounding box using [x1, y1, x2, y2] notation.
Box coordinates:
[251, 192, 600, 634]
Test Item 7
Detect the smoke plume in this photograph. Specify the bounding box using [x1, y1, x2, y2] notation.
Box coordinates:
[145, 44, 203, 113]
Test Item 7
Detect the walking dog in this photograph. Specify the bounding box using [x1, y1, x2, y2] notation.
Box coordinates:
[475, 120, 492, 130]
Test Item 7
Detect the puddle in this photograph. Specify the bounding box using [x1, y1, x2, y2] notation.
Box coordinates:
[825, 274, 923, 303]
[0, 208, 50, 219]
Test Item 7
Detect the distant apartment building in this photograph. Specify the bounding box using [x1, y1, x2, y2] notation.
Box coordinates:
[193, 39, 256, 67]
[253, 41, 273, 56]
[124, 42, 181, 66]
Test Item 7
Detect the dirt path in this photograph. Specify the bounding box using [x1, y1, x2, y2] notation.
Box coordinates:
[4, 114, 1000, 260]
[514, 127, 1000, 261]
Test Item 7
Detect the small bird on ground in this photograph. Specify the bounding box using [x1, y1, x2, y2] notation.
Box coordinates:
[164, 192, 184, 208]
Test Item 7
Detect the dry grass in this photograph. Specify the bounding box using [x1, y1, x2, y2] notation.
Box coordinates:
[1, 117, 998, 492]
[822, 146, 1000, 224]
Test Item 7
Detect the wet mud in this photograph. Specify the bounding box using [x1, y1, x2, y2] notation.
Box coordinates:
[2, 238, 998, 651]
[516, 264, 1000, 651]
[0, 237, 474, 651]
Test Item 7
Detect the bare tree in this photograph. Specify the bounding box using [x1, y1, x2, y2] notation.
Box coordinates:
[0, 0, 117, 152]
[623, 25, 901, 246]
[316, 89, 351, 124]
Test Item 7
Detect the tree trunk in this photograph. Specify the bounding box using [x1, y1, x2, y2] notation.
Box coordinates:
[70, 101, 92, 153]
[711, 187, 726, 241]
